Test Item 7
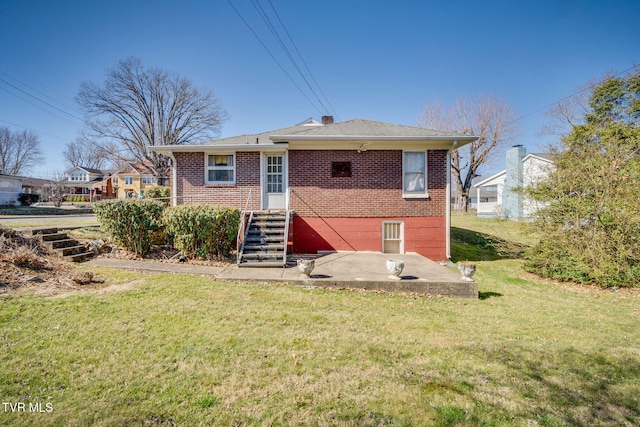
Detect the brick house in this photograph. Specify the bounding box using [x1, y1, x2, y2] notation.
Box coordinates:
[150, 117, 476, 265]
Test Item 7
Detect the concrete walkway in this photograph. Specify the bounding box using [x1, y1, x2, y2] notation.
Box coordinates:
[88, 252, 477, 298]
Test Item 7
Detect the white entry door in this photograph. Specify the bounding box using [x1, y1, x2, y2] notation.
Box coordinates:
[262, 153, 286, 210]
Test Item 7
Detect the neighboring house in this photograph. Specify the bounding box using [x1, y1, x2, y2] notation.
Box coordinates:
[90, 174, 117, 201]
[111, 162, 157, 199]
[65, 166, 111, 200]
[475, 145, 554, 219]
[21, 177, 54, 195]
[450, 184, 499, 211]
[150, 116, 477, 262]
[0, 174, 23, 205]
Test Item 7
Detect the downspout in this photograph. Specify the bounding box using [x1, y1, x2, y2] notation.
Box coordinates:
[167, 150, 178, 207]
[445, 140, 458, 261]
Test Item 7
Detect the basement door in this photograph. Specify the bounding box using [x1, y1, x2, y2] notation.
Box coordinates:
[262, 152, 287, 210]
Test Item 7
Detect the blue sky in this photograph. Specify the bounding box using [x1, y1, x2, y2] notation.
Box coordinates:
[0, 0, 638, 178]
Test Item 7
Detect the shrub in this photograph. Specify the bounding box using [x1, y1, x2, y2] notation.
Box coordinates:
[144, 185, 171, 204]
[94, 199, 166, 256]
[163, 205, 240, 259]
[18, 193, 39, 206]
[526, 70, 640, 288]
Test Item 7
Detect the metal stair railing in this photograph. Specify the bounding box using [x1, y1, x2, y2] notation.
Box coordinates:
[236, 188, 253, 265]
[282, 187, 292, 266]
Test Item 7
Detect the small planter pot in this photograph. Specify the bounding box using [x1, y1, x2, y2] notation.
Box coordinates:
[297, 259, 315, 277]
[458, 262, 477, 282]
[386, 259, 405, 280]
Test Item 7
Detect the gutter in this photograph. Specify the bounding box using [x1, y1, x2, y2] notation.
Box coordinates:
[167, 150, 178, 207]
[269, 135, 477, 142]
[445, 140, 459, 261]
[149, 143, 289, 154]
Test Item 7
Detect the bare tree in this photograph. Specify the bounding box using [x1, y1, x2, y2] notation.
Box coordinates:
[63, 134, 113, 170]
[37, 172, 67, 207]
[76, 57, 228, 183]
[538, 72, 623, 139]
[416, 95, 518, 212]
[0, 127, 44, 175]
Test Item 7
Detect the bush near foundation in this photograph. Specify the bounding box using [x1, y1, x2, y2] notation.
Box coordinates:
[94, 199, 166, 256]
[144, 185, 171, 203]
[18, 193, 39, 206]
[163, 205, 240, 259]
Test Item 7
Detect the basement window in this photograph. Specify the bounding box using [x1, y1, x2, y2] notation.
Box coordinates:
[382, 221, 404, 254]
[332, 161, 352, 177]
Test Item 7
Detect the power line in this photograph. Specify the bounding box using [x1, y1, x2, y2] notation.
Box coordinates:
[0, 118, 72, 141]
[0, 76, 84, 124]
[506, 64, 640, 127]
[227, 0, 323, 115]
[0, 69, 81, 118]
[227, 0, 338, 118]
[251, 0, 332, 114]
[266, 0, 340, 120]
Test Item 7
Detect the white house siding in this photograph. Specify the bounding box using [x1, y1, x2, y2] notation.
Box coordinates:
[475, 172, 505, 216]
[475, 148, 553, 220]
[0, 175, 23, 205]
[522, 156, 554, 218]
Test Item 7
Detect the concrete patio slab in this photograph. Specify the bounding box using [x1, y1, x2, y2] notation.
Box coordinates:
[217, 252, 478, 299]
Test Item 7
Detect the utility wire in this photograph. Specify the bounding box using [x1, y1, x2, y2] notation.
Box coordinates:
[266, 0, 340, 120]
[0, 118, 72, 141]
[251, 0, 332, 115]
[0, 76, 85, 124]
[506, 64, 640, 127]
[0, 69, 80, 118]
[226, 0, 324, 115]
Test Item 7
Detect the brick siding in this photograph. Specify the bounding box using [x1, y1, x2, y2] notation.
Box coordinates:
[174, 151, 261, 209]
[289, 149, 448, 217]
[174, 149, 448, 216]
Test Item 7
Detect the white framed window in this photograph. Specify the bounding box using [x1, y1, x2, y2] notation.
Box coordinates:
[141, 176, 156, 185]
[124, 176, 134, 185]
[70, 172, 87, 182]
[402, 151, 428, 198]
[206, 154, 235, 184]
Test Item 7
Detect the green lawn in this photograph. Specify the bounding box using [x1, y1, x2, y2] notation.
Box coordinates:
[1, 216, 639, 426]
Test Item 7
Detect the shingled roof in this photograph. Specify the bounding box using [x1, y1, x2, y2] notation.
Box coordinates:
[148, 118, 477, 155]
[271, 118, 468, 140]
[195, 118, 474, 147]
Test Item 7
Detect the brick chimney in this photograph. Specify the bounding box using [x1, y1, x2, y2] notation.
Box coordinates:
[321, 115, 334, 125]
[502, 145, 526, 220]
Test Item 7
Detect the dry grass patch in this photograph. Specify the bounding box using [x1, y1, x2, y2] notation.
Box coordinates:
[0, 225, 107, 297]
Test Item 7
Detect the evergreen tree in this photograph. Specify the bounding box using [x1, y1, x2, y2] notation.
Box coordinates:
[526, 70, 640, 287]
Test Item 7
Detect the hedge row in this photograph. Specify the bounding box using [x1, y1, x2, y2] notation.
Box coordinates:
[163, 205, 240, 258]
[94, 199, 239, 258]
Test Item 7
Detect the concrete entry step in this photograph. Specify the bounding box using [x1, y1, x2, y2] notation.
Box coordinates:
[33, 227, 95, 263]
[239, 261, 285, 268]
[238, 210, 289, 268]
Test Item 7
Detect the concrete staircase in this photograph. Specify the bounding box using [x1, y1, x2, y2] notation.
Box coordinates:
[238, 211, 288, 267]
[30, 227, 95, 263]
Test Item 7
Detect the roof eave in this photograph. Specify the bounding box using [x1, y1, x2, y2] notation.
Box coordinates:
[149, 143, 289, 154]
[475, 170, 507, 187]
[269, 135, 477, 142]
